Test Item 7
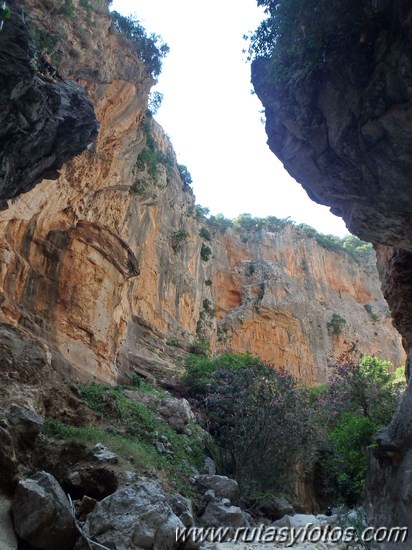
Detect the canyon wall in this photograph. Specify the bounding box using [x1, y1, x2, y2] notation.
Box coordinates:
[251, 1, 412, 542]
[211, 226, 404, 385]
[0, 0, 404, 393]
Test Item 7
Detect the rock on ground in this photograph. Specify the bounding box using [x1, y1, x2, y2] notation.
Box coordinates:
[12, 471, 75, 550]
[83, 479, 185, 550]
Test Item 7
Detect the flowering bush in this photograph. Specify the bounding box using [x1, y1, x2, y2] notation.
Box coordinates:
[185, 354, 320, 497]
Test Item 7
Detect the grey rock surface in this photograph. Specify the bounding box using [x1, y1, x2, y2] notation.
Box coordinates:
[157, 397, 195, 433]
[195, 475, 239, 504]
[83, 479, 184, 549]
[91, 443, 118, 464]
[0, 0, 98, 206]
[7, 405, 43, 447]
[200, 500, 248, 529]
[12, 471, 75, 550]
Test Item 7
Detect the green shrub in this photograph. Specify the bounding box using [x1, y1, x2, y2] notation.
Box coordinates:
[166, 338, 181, 348]
[205, 279, 212, 286]
[316, 355, 405, 505]
[148, 91, 163, 115]
[327, 313, 347, 335]
[171, 230, 189, 253]
[177, 164, 193, 187]
[195, 205, 210, 220]
[188, 355, 319, 497]
[111, 11, 169, 78]
[199, 227, 211, 241]
[188, 337, 210, 356]
[200, 243, 211, 261]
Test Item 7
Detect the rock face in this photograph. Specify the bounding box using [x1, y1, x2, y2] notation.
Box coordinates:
[211, 225, 404, 384]
[0, 0, 404, 391]
[251, 2, 412, 542]
[0, 0, 98, 207]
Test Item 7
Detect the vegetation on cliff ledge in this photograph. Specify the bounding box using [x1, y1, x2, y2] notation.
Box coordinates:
[111, 11, 169, 78]
[202, 210, 374, 261]
[248, 0, 399, 79]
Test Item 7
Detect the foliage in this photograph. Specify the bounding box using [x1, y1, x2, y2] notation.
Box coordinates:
[337, 507, 372, 550]
[296, 225, 374, 260]
[200, 243, 212, 261]
[207, 213, 233, 233]
[188, 337, 210, 356]
[322, 355, 403, 425]
[133, 119, 172, 189]
[363, 303, 380, 322]
[195, 205, 210, 220]
[166, 337, 181, 348]
[177, 164, 193, 187]
[204, 279, 212, 286]
[148, 91, 163, 115]
[248, 0, 387, 79]
[185, 354, 319, 496]
[327, 313, 347, 335]
[183, 353, 263, 397]
[171, 230, 189, 253]
[199, 227, 211, 241]
[316, 355, 405, 505]
[111, 11, 169, 78]
[233, 213, 291, 233]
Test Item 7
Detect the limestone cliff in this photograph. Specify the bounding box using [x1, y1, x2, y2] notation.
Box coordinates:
[0, 0, 404, 393]
[251, 1, 412, 541]
[210, 225, 404, 385]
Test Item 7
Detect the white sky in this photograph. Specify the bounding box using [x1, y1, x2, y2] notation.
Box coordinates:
[111, 0, 349, 237]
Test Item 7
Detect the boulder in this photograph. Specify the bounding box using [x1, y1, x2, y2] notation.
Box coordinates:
[7, 405, 43, 447]
[157, 397, 195, 433]
[257, 496, 294, 520]
[91, 443, 118, 464]
[200, 500, 248, 529]
[203, 457, 216, 475]
[195, 475, 239, 503]
[167, 493, 195, 527]
[0, 493, 18, 549]
[83, 479, 184, 549]
[12, 471, 75, 550]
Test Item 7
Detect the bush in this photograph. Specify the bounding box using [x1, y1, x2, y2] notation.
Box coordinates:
[133, 119, 172, 187]
[190, 356, 319, 496]
[199, 227, 211, 241]
[111, 11, 169, 78]
[204, 279, 212, 286]
[148, 91, 163, 115]
[327, 313, 347, 335]
[188, 337, 210, 356]
[200, 243, 211, 261]
[178, 164, 193, 187]
[316, 355, 405, 505]
[171, 230, 189, 253]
